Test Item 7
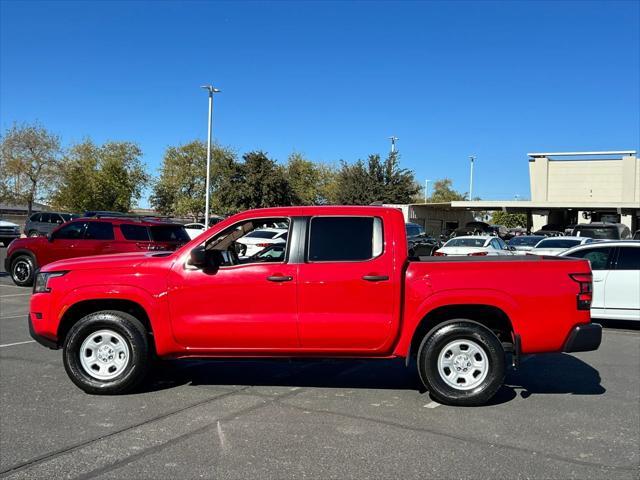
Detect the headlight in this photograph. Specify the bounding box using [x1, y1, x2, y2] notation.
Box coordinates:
[34, 271, 68, 293]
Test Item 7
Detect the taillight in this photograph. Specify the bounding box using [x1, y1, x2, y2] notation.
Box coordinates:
[434, 251, 447, 256]
[570, 273, 593, 310]
[468, 251, 489, 256]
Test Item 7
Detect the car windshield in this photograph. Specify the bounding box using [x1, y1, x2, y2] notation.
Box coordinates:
[509, 236, 544, 246]
[574, 226, 617, 239]
[245, 230, 281, 239]
[149, 225, 190, 242]
[536, 239, 582, 249]
[445, 238, 487, 247]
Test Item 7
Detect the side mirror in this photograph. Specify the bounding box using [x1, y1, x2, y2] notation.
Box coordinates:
[189, 246, 222, 272]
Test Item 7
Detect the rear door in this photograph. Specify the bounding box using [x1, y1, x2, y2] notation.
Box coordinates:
[604, 246, 640, 320]
[566, 246, 615, 316]
[296, 214, 398, 352]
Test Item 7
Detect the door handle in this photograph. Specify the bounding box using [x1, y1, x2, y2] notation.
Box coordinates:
[267, 275, 293, 282]
[362, 275, 389, 282]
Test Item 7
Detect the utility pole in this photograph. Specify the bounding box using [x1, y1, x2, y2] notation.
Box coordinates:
[201, 84, 221, 228]
[389, 136, 399, 154]
[469, 155, 476, 200]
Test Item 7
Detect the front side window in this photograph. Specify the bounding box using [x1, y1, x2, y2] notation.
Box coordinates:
[85, 222, 115, 240]
[308, 216, 382, 262]
[30, 213, 41, 222]
[40, 213, 51, 223]
[616, 247, 640, 270]
[54, 222, 86, 240]
[568, 247, 613, 271]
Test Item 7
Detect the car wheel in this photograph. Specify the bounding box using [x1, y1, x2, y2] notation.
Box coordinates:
[10, 254, 36, 286]
[417, 320, 505, 406]
[28, 230, 40, 237]
[63, 311, 150, 395]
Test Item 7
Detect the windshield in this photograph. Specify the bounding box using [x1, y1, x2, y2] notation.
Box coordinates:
[149, 225, 190, 242]
[445, 238, 487, 248]
[536, 239, 582, 249]
[574, 226, 617, 239]
[60, 213, 76, 221]
[509, 236, 544, 247]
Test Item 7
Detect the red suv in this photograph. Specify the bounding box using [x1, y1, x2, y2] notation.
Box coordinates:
[5, 217, 190, 286]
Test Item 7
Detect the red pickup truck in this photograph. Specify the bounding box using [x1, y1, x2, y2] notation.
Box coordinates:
[28, 206, 602, 406]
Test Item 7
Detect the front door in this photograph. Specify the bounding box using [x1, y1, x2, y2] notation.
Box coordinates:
[297, 214, 398, 352]
[167, 217, 299, 350]
[43, 221, 87, 264]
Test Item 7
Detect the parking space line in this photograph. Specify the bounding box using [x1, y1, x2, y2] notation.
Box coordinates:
[0, 340, 35, 348]
[424, 401, 440, 409]
[0, 314, 26, 319]
[0, 293, 31, 298]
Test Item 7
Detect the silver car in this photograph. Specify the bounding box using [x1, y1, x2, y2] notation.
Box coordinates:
[24, 212, 77, 237]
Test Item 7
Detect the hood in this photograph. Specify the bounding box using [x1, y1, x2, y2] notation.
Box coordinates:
[0, 220, 19, 227]
[41, 251, 170, 272]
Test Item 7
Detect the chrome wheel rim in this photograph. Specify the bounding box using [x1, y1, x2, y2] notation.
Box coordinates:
[437, 339, 489, 390]
[79, 329, 130, 380]
[12, 260, 31, 283]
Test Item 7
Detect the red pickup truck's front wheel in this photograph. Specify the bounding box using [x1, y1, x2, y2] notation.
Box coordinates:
[417, 321, 505, 406]
[62, 311, 150, 395]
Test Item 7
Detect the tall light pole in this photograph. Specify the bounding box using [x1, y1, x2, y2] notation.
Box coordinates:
[389, 136, 399, 154]
[424, 179, 430, 203]
[469, 155, 476, 200]
[201, 84, 221, 228]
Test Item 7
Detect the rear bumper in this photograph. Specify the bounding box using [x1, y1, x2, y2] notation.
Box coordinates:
[28, 314, 59, 350]
[563, 323, 602, 353]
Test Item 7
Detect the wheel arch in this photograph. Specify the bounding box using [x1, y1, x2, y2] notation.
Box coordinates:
[405, 304, 515, 366]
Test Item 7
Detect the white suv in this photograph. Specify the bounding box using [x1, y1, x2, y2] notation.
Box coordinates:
[560, 241, 640, 321]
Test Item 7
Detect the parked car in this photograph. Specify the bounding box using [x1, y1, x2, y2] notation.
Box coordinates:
[24, 212, 78, 237]
[235, 227, 288, 257]
[5, 217, 190, 286]
[634, 230, 640, 240]
[0, 219, 21, 246]
[405, 222, 426, 240]
[507, 235, 546, 254]
[28, 206, 600, 406]
[184, 222, 206, 240]
[572, 223, 632, 240]
[489, 224, 511, 239]
[434, 235, 514, 256]
[529, 236, 592, 256]
[450, 221, 494, 238]
[560, 241, 640, 321]
[533, 223, 565, 237]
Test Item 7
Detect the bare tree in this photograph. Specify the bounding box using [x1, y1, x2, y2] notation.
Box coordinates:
[0, 123, 62, 215]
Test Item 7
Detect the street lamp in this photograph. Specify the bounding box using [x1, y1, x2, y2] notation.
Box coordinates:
[201, 84, 221, 228]
[389, 136, 399, 154]
[469, 155, 476, 200]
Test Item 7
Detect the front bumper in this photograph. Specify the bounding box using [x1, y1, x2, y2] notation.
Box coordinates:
[28, 314, 59, 350]
[563, 323, 602, 353]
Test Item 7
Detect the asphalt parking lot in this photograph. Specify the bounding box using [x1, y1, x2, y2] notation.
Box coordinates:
[0, 247, 638, 480]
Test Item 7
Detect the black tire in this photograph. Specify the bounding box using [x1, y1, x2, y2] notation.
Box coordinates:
[417, 320, 505, 406]
[10, 254, 36, 286]
[62, 310, 150, 395]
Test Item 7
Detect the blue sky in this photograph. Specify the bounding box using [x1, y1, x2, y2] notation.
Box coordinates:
[1, 0, 638, 206]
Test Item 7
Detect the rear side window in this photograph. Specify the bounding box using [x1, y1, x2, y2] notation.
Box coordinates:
[120, 224, 150, 241]
[85, 222, 115, 240]
[308, 216, 382, 262]
[616, 247, 640, 270]
[568, 247, 613, 270]
[149, 225, 190, 242]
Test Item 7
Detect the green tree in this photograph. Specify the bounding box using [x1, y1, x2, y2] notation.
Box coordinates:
[52, 140, 148, 212]
[238, 151, 295, 210]
[491, 211, 527, 228]
[427, 178, 467, 202]
[150, 141, 236, 219]
[335, 151, 420, 205]
[0, 123, 62, 215]
[285, 153, 337, 205]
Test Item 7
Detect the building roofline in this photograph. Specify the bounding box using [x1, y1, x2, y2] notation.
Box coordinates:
[527, 151, 636, 158]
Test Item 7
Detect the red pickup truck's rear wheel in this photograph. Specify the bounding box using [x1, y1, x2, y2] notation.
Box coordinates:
[62, 311, 150, 395]
[417, 321, 505, 406]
